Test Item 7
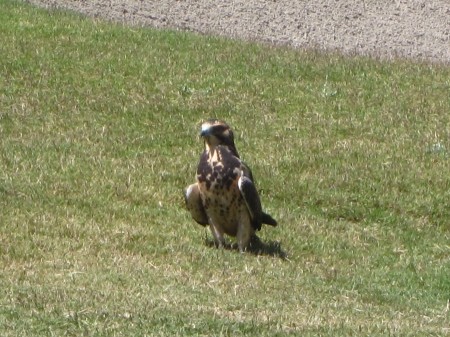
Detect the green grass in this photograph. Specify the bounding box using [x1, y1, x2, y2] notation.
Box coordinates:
[1, 0, 449, 335]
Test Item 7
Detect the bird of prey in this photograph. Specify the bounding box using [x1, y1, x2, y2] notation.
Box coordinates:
[185, 119, 277, 252]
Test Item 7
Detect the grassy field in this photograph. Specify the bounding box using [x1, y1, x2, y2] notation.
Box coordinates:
[1, 0, 449, 335]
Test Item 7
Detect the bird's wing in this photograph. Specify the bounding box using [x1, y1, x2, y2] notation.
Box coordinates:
[261, 211, 277, 227]
[240, 161, 254, 182]
[238, 170, 263, 231]
[184, 183, 208, 226]
[239, 163, 278, 228]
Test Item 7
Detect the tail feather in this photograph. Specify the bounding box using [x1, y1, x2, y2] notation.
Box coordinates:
[261, 212, 277, 227]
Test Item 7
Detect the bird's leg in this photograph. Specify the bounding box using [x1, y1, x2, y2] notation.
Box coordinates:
[209, 223, 226, 248]
[236, 222, 253, 253]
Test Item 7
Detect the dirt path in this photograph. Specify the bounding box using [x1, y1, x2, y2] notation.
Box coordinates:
[26, 0, 450, 64]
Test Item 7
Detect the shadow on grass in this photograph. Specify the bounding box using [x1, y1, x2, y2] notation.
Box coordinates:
[204, 235, 288, 260]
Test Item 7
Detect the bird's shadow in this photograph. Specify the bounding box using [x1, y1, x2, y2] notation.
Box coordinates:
[204, 235, 288, 260]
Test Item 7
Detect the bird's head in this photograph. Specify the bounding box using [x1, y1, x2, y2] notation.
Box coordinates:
[200, 119, 238, 156]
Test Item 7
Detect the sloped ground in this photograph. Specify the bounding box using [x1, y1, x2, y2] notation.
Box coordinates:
[26, 0, 449, 63]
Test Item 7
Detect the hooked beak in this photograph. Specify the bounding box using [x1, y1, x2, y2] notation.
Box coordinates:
[200, 124, 212, 137]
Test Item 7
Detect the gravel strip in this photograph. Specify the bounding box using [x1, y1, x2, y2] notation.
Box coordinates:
[25, 0, 450, 64]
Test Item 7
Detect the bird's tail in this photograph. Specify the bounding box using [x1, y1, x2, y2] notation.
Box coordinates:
[261, 212, 277, 227]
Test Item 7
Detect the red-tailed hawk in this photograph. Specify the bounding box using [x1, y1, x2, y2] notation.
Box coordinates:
[185, 119, 277, 252]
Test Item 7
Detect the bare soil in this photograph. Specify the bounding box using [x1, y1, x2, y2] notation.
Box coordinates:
[26, 0, 450, 64]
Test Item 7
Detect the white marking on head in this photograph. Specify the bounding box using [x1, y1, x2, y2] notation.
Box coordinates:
[201, 122, 212, 134]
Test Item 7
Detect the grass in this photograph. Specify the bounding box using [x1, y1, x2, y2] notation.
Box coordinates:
[1, 0, 449, 335]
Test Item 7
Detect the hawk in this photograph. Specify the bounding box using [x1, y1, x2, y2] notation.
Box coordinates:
[185, 119, 277, 252]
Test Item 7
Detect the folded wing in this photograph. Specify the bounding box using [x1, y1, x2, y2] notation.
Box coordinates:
[184, 183, 208, 226]
[238, 172, 264, 231]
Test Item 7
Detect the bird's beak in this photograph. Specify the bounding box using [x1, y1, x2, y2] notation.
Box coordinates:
[200, 124, 211, 137]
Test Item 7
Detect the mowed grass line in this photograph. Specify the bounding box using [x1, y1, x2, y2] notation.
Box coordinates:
[1, 0, 449, 335]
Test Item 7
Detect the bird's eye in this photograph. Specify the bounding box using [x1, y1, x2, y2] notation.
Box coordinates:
[213, 125, 227, 134]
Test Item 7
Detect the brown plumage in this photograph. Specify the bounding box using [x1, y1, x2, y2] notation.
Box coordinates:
[184, 119, 277, 252]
